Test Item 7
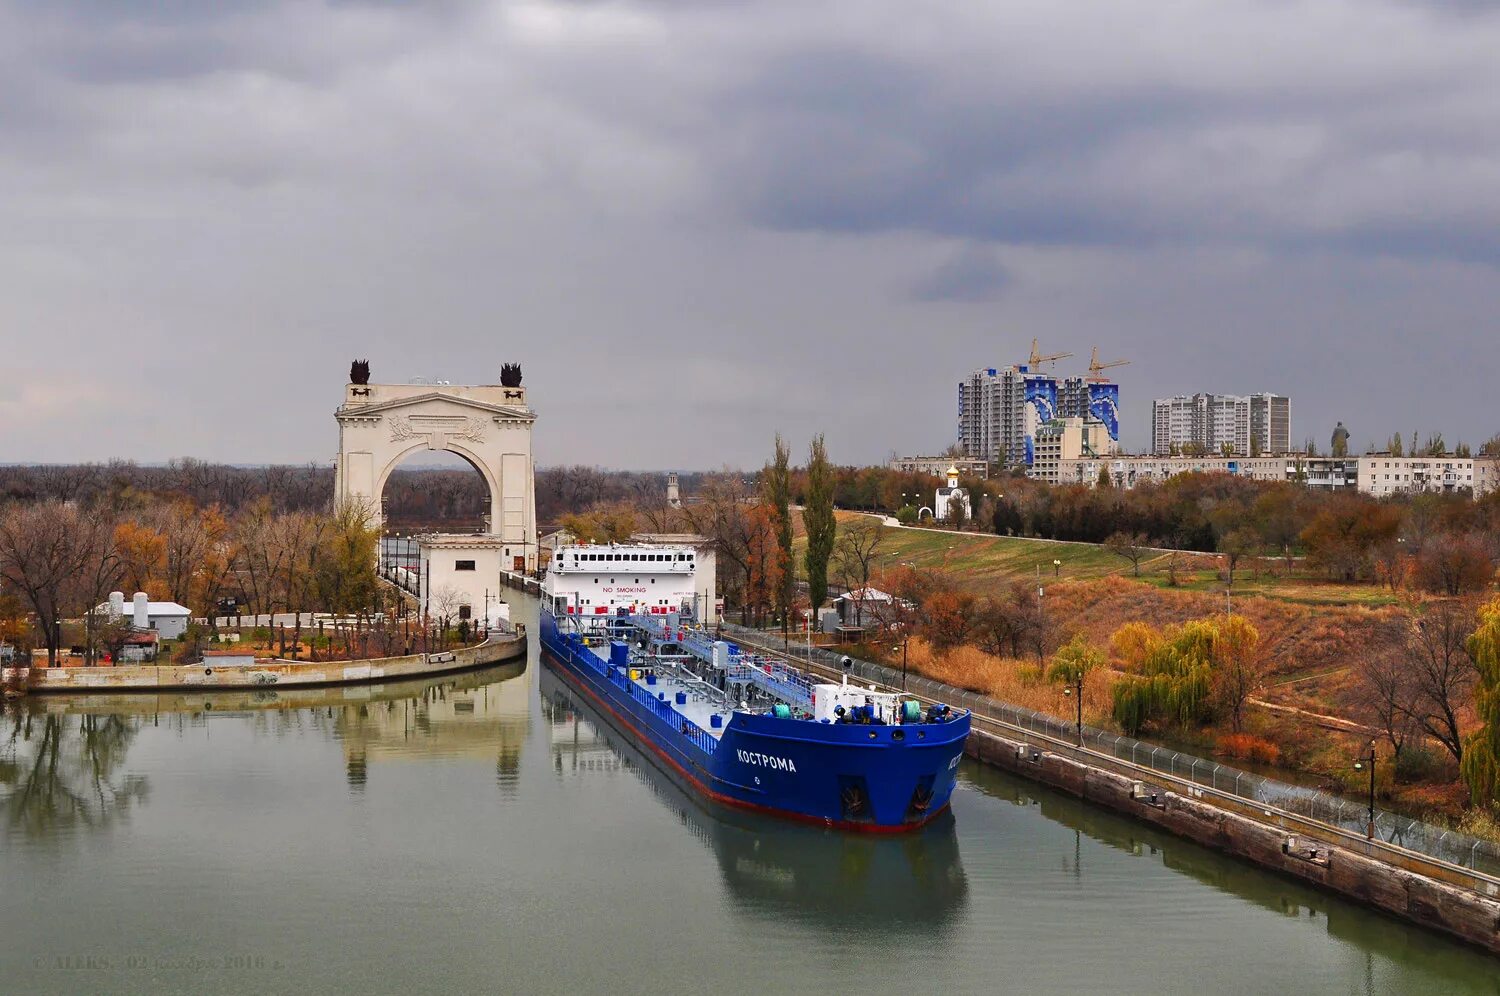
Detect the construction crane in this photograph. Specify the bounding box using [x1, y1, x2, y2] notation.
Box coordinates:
[1027, 338, 1073, 369]
[1087, 346, 1130, 381]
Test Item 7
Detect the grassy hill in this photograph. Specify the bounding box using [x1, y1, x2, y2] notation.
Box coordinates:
[803, 511, 1398, 608]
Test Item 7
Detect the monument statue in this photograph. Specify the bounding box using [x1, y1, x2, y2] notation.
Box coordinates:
[500, 363, 523, 388]
[1331, 421, 1350, 458]
[350, 359, 371, 385]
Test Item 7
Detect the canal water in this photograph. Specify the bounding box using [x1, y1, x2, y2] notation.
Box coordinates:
[3, 597, 1497, 995]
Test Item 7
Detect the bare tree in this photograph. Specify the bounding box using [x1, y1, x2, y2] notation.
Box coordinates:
[1399, 598, 1479, 765]
[71, 515, 126, 666]
[1104, 531, 1150, 577]
[683, 474, 757, 623]
[832, 519, 886, 625]
[0, 503, 92, 665]
[1357, 652, 1421, 762]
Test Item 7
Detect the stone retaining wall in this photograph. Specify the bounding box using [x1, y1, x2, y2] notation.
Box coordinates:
[968, 727, 1500, 955]
[24, 630, 527, 694]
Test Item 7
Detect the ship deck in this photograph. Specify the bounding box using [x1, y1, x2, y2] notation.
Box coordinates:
[625, 660, 731, 740]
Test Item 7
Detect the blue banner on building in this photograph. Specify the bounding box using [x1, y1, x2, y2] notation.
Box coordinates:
[1088, 382, 1120, 441]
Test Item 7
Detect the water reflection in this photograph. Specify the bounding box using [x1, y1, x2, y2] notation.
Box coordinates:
[539, 663, 970, 929]
[961, 758, 1495, 984]
[0, 712, 148, 837]
[1, 659, 532, 831]
[327, 660, 531, 793]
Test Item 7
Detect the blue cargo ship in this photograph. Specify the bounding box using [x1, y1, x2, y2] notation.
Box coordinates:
[539, 542, 969, 831]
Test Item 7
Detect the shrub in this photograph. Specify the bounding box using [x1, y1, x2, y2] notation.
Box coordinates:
[1395, 746, 1443, 784]
[1215, 733, 1281, 765]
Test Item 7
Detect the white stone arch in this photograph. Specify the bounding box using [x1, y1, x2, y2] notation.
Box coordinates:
[373, 437, 502, 533]
[334, 378, 538, 571]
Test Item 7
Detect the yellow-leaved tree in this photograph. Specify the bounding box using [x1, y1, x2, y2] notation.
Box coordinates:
[1460, 596, 1500, 807]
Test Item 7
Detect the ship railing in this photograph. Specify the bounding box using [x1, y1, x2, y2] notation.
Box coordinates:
[607, 655, 719, 758]
[729, 657, 814, 708]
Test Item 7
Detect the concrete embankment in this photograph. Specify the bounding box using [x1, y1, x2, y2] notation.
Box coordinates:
[18, 629, 527, 695]
[967, 725, 1500, 955]
[726, 627, 1500, 957]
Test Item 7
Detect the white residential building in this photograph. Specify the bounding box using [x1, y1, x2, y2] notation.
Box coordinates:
[1030, 418, 1119, 484]
[1358, 455, 1500, 497]
[889, 455, 990, 479]
[1151, 392, 1290, 455]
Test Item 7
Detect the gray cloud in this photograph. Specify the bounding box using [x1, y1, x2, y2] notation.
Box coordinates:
[912, 244, 1011, 302]
[0, 0, 1497, 471]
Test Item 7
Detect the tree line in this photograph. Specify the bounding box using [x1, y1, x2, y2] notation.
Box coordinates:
[0, 495, 379, 666]
[0, 461, 706, 532]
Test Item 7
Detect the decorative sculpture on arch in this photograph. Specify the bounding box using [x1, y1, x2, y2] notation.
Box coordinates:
[500, 363, 523, 388]
[388, 416, 416, 442]
[350, 359, 371, 385]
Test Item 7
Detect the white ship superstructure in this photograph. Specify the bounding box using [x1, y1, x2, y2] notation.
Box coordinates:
[545, 543, 708, 620]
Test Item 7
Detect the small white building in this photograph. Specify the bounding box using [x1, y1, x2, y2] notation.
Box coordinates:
[417, 535, 517, 630]
[934, 467, 972, 523]
[834, 586, 899, 626]
[96, 591, 193, 641]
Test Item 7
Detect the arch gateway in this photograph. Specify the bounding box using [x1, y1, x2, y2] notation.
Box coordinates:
[334, 365, 538, 580]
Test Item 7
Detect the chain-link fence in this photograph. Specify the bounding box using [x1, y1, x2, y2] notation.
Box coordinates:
[722, 623, 1500, 879]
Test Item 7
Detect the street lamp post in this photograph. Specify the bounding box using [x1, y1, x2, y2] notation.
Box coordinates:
[1062, 674, 1083, 745]
[805, 608, 814, 663]
[1354, 741, 1377, 839]
[1053, 557, 1061, 578]
[894, 636, 909, 691]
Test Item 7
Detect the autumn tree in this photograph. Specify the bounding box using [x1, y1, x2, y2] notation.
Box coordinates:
[145, 500, 228, 608]
[921, 590, 976, 650]
[1300, 495, 1401, 582]
[1047, 633, 1104, 685]
[1210, 615, 1265, 733]
[970, 580, 1046, 659]
[1110, 619, 1224, 735]
[1413, 533, 1496, 597]
[1219, 527, 1260, 587]
[1461, 596, 1500, 805]
[114, 519, 167, 597]
[314, 500, 381, 618]
[743, 505, 784, 626]
[560, 505, 637, 545]
[802, 435, 836, 614]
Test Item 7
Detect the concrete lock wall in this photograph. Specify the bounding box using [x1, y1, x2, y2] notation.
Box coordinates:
[26, 632, 526, 694]
[966, 727, 1500, 955]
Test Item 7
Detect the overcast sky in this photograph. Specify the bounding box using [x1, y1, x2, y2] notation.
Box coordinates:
[2, 0, 1498, 470]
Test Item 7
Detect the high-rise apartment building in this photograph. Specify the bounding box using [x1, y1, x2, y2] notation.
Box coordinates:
[958, 367, 1026, 466]
[959, 355, 1123, 467]
[1151, 393, 1290, 455]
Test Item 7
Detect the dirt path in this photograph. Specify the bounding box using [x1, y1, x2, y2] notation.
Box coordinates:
[1250, 696, 1380, 737]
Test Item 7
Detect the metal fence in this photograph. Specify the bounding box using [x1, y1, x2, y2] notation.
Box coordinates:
[722, 623, 1500, 879]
